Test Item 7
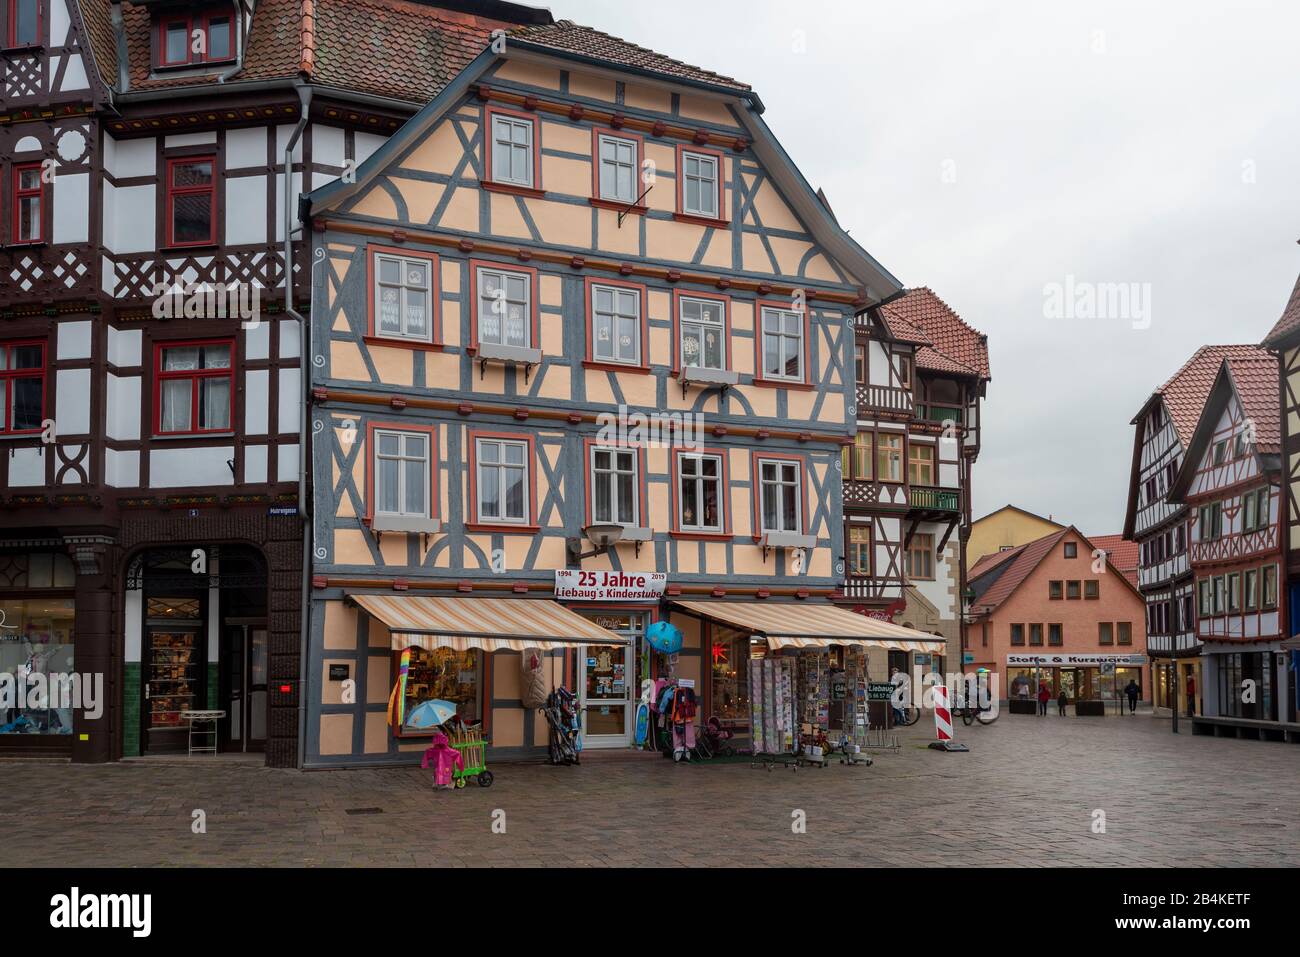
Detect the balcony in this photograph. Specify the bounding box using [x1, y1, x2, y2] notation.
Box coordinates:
[918, 404, 963, 427]
[909, 486, 960, 512]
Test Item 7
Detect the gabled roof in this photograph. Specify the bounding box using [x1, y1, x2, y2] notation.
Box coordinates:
[510, 19, 749, 92]
[1088, 534, 1139, 589]
[81, 1, 751, 106]
[304, 40, 902, 301]
[1262, 270, 1300, 348]
[878, 287, 990, 380]
[971, 503, 1062, 529]
[968, 542, 1029, 581]
[1121, 344, 1262, 538]
[1168, 352, 1280, 502]
[968, 527, 1141, 616]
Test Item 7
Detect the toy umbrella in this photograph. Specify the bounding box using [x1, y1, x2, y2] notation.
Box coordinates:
[405, 699, 459, 730]
[645, 620, 683, 655]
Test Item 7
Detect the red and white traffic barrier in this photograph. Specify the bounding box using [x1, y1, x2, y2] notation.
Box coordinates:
[933, 685, 953, 741]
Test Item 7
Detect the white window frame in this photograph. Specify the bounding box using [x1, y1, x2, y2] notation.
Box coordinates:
[476, 267, 532, 349]
[760, 306, 805, 381]
[373, 252, 434, 342]
[590, 283, 641, 366]
[490, 114, 534, 188]
[374, 429, 430, 519]
[681, 149, 719, 218]
[591, 446, 639, 526]
[758, 458, 802, 535]
[679, 295, 726, 371]
[678, 452, 723, 533]
[475, 437, 530, 525]
[597, 132, 638, 204]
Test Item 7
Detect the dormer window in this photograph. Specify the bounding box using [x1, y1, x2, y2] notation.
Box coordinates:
[157, 9, 235, 68]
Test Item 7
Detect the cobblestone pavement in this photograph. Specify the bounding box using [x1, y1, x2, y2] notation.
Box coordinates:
[2, 711, 1297, 867]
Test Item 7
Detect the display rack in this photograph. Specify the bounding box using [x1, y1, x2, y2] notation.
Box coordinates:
[749, 657, 796, 769]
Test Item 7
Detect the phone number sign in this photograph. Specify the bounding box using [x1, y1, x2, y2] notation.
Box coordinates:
[554, 570, 666, 602]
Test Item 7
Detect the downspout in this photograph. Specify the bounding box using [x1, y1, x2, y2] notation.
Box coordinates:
[283, 82, 312, 768]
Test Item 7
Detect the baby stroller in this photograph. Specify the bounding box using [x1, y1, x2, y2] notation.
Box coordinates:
[699, 715, 735, 757]
[542, 686, 581, 766]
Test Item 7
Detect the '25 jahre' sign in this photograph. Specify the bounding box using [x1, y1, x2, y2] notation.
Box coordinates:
[554, 570, 666, 602]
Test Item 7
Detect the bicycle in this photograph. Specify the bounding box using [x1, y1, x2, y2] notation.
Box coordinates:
[957, 695, 999, 726]
[893, 706, 922, 726]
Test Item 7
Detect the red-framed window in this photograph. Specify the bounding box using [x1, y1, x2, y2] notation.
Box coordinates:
[582, 437, 648, 529]
[671, 288, 731, 376]
[12, 162, 44, 243]
[469, 259, 540, 352]
[590, 127, 645, 211]
[754, 298, 811, 388]
[165, 155, 217, 247]
[366, 244, 441, 347]
[584, 276, 649, 371]
[154, 339, 234, 436]
[750, 451, 809, 539]
[674, 143, 727, 227]
[0, 339, 45, 434]
[483, 105, 542, 195]
[364, 421, 440, 525]
[669, 446, 732, 539]
[6, 0, 40, 48]
[466, 430, 539, 532]
[157, 9, 235, 67]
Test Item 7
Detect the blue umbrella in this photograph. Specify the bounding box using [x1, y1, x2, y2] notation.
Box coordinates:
[404, 699, 458, 729]
[645, 620, 683, 655]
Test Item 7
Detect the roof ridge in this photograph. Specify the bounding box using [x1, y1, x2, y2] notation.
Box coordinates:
[907, 285, 988, 343]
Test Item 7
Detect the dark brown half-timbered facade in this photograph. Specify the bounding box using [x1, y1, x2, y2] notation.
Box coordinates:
[835, 287, 989, 680]
[0, 0, 553, 764]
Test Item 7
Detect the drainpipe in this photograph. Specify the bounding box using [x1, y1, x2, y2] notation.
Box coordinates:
[283, 82, 312, 768]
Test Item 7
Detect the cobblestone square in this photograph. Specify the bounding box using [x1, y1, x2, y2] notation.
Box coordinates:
[2, 712, 1296, 868]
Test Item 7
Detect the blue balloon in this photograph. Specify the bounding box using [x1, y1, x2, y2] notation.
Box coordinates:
[645, 620, 684, 654]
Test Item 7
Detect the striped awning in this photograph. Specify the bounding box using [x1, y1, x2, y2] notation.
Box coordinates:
[669, 599, 946, 653]
[348, 594, 630, 652]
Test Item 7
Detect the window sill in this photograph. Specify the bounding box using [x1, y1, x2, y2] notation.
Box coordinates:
[679, 366, 739, 387]
[5, 240, 47, 249]
[673, 212, 730, 229]
[2, 43, 44, 54]
[363, 335, 444, 353]
[162, 241, 219, 253]
[589, 197, 647, 215]
[471, 342, 542, 365]
[154, 58, 237, 73]
[670, 530, 731, 542]
[0, 430, 43, 442]
[368, 515, 442, 534]
[751, 377, 814, 391]
[482, 181, 546, 199]
[151, 431, 236, 441]
[582, 359, 650, 375]
[466, 522, 541, 534]
[757, 531, 816, 549]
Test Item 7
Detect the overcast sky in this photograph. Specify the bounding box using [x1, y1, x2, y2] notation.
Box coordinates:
[557, 0, 1300, 534]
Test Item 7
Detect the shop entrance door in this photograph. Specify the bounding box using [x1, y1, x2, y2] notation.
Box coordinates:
[579, 643, 632, 747]
[142, 622, 204, 754]
[221, 623, 268, 752]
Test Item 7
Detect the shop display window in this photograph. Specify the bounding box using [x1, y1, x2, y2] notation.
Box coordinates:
[395, 646, 480, 735]
[0, 598, 75, 735]
[709, 626, 755, 723]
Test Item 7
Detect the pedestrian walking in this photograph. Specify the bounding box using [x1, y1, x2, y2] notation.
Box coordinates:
[1057, 689, 1068, 716]
[1185, 675, 1196, 717]
[1037, 682, 1051, 716]
[1125, 679, 1139, 715]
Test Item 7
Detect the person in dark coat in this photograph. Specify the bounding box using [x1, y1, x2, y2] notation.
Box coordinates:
[1037, 683, 1051, 716]
[1125, 679, 1140, 714]
[1057, 689, 1068, 716]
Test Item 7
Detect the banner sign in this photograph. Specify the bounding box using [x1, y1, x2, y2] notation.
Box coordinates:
[1006, 653, 1148, 667]
[555, 570, 666, 602]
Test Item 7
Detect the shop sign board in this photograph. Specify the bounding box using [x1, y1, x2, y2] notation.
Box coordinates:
[1006, 654, 1147, 667]
[867, 682, 895, 700]
[554, 570, 666, 602]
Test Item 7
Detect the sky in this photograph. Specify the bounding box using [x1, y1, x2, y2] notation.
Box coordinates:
[555, 0, 1300, 534]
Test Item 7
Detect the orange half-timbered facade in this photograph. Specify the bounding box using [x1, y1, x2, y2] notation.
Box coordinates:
[1168, 352, 1293, 730]
[300, 31, 909, 765]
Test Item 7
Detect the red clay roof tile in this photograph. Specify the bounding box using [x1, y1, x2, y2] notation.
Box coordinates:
[1262, 270, 1300, 347]
[881, 287, 990, 380]
[1154, 344, 1269, 446]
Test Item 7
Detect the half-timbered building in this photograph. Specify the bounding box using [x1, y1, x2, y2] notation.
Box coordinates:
[1261, 274, 1300, 730]
[837, 287, 989, 681]
[1123, 345, 1262, 717]
[0, 0, 555, 765]
[1168, 350, 1293, 734]
[298, 19, 948, 766]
